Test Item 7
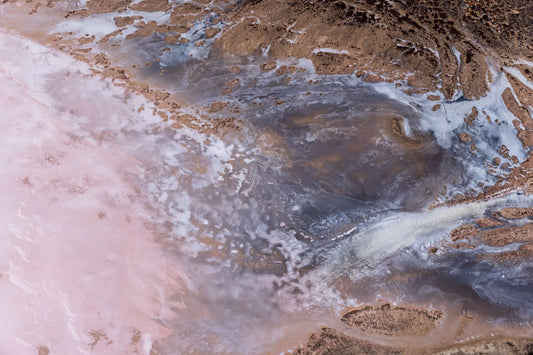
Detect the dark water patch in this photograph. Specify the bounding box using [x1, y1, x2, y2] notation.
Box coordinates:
[379, 247, 533, 322]
[135, 55, 469, 278]
[232, 83, 459, 238]
[263, 102, 442, 205]
[118, 43, 474, 287]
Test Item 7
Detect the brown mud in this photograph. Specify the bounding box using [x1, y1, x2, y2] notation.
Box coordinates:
[296, 304, 533, 354]
[341, 303, 443, 336]
[296, 329, 533, 355]
[296, 327, 533, 355]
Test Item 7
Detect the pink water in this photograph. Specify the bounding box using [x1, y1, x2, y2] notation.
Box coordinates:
[0, 30, 186, 354]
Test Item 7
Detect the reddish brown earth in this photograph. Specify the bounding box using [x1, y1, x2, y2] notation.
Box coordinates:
[434, 339, 533, 355]
[296, 327, 533, 355]
[444, 208, 533, 272]
[480, 223, 533, 247]
[341, 303, 443, 336]
[295, 327, 404, 355]
[449, 224, 480, 242]
[6, 0, 533, 151]
[476, 217, 505, 228]
[296, 306, 533, 354]
[496, 207, 533, 219]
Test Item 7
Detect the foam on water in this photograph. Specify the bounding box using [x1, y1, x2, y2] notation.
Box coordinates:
[369, 69, 528, 199]
[330, 192, 533, 271]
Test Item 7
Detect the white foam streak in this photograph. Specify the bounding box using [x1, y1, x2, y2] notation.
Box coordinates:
[311, 48, 350, 55]
[330, 192, 533, 271]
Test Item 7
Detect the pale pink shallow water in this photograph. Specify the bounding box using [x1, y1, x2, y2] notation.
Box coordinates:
[0, 30, 187, 354]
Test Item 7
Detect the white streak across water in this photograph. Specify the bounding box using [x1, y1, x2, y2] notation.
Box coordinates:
[322, 193, 533, 275]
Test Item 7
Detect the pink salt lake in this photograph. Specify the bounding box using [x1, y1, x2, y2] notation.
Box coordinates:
[0, 30, 187, 354]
